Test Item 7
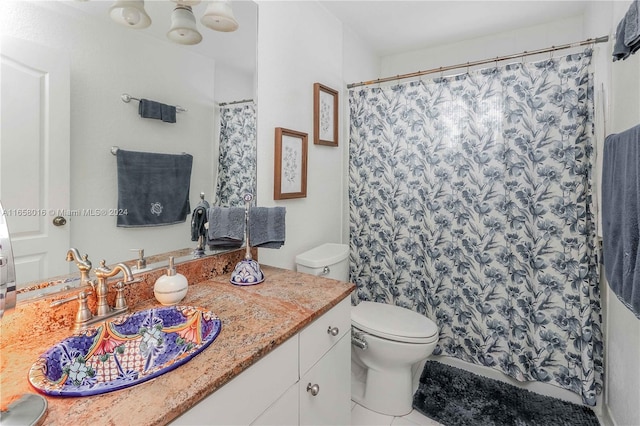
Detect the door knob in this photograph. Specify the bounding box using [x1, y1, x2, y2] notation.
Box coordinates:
[327, 326, 339, 336]
[306, 383, 320, 396]
[53, 216, 67, 226]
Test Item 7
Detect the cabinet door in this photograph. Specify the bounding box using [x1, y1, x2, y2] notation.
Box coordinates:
[299, 334, 350, 426]
[251, 382, 298, 426]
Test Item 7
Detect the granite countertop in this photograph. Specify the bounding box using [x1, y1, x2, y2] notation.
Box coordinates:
[1, 265, 354, 425]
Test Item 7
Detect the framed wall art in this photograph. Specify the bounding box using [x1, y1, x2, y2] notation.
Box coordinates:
[313, 83, 339, 146]
[274, 127, 308, 200]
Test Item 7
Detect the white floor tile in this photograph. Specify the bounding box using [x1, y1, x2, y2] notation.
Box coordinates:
[351, 402, 395, 426]
[391, 416, 420, 426]
[399, 409, 443, 426]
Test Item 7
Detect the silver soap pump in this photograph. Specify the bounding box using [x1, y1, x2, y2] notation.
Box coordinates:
[153, 256, 188, 305]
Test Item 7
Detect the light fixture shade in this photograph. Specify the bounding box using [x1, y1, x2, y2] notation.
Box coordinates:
[170, 0, 201, 6]
[201, 0, 239, 32]
[109, 0, 151, 29]
[167, 5, 203, 45]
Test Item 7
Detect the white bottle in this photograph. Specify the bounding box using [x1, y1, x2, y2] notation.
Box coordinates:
[154, 256, 188, 305]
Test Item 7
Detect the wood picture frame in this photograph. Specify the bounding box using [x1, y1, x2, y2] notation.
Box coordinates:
[313, 83, 339, 146]
[274, 127, 308, 200]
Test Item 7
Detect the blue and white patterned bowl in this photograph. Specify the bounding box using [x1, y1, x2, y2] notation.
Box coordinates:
[28, 305, 221, 397]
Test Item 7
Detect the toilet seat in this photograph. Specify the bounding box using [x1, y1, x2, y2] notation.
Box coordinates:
[352, 301, 438, 344]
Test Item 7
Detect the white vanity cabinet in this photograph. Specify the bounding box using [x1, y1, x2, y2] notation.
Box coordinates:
[173, 297, 351, 426]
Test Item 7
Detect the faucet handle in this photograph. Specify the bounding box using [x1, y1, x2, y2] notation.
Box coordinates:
[114, 281, 127, 310]
[113, 278, 142, 310]
[51, 290, 94, 330]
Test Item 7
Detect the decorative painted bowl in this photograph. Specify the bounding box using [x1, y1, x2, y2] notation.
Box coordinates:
[28, 305, 221, 397]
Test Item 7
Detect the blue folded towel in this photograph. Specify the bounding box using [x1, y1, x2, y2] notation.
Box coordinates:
[139, 98, 177, 123]
[250, 207, 286, 249]
[602, 124, 640, 319]
[116, 149, 192, 227]
[613, 0, 640, 61]
[207, 207, 245, 248]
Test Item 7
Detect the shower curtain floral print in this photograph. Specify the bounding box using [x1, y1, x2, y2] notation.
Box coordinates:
[214, 103, 257, 207]
[348, 50, 602, 405]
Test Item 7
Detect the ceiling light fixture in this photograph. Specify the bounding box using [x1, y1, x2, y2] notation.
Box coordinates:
[201, 0, 239, 32]
[167, 5, 203, 45]
[109, 0, 152, 29]
[108, 0, 239, 46]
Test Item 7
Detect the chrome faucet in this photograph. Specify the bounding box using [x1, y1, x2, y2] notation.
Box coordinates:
[66, 248, 92, 287]
[94, 260, 135, 317]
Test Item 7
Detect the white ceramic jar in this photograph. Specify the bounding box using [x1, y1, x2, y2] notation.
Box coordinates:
[154, 256, 188, 305]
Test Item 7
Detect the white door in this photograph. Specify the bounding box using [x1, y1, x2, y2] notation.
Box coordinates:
[0, 36, 71, 285]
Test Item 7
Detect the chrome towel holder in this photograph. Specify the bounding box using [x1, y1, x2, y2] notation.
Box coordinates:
[120, 93, 187, 113]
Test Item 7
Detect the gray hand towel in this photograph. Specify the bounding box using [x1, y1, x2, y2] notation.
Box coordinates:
[207, 207, 245, 248]
[161, 104, 177, 123]
[602, 124, 640, 319]
[613, 19, 631, 61]
[191, 205, 208, 241]
[250, 207, 286, 249]
[613, 0, 640, 61]
[139, 99, 162, 119]
[138, 99, 177, 123]
[116, 149, 192, 227]
[624, 0, 640, 50]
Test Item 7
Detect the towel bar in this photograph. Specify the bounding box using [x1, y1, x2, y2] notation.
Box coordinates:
[111, 146, 188, 156]
[121, 93, 187, 112]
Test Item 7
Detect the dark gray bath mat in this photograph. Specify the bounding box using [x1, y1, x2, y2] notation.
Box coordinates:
[412, 360, 599, 426]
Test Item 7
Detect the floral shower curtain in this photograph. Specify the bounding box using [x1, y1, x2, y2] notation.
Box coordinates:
[214, 103, 257, 207]
[349, 50, 602, 405]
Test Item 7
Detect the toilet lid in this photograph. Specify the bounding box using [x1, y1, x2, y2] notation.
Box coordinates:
[352, 301, 438, 343]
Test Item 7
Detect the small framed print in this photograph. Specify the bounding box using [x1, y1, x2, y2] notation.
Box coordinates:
[313, 83, 339, 146]
[274, 127, 308, 200]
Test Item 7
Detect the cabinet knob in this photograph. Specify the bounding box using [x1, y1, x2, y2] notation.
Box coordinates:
[327, 326, 339, 336]
[306, 383, 320, 396]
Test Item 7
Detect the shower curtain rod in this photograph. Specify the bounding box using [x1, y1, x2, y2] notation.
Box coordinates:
[219, 99, 253, 106]
[347, 35, 609, 89]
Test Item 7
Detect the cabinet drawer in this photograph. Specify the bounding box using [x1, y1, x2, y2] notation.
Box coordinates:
[299, 297, 350, 375]
[172, 335, 298, 425]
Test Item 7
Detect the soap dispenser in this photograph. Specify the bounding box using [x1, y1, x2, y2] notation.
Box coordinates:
[154, 256, 188, 305]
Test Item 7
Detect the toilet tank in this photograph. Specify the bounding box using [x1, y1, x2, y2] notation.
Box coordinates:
[295, 243, 349, 281]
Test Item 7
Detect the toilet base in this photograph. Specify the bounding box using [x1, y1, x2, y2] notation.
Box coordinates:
[351, 363, 414, 416]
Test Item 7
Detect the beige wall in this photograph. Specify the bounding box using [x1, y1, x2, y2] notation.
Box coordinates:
[255, 1, 348, 270]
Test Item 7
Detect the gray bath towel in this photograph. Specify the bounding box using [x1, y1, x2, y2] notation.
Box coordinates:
[116, 149, 192, 227]
[602, 124, 640, 319]
[139, 99, 177, 123]
[207, 207, 245, 248]
[250, 207, 286, 249]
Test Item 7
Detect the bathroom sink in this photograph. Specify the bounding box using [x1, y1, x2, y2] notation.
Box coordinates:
[28, 305, 221, 397]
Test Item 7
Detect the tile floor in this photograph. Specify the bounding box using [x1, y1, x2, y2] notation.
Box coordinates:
[351, 400, 443, 426]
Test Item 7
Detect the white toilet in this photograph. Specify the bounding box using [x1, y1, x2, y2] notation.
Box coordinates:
[351, 301, 438, 416]
[296, 244, 439, 417]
